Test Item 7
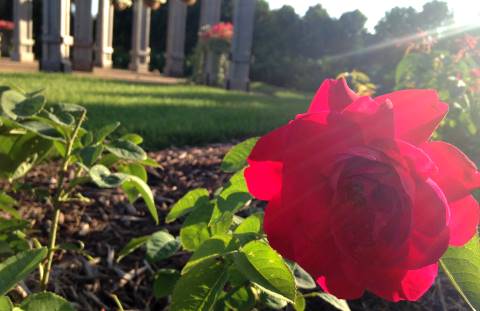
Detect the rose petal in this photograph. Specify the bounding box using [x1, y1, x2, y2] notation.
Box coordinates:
[421, 141, 480, 201]
[375, 90, 448, 145]
[367, 263, 438, 302]
[263, 194, 295, 260]
[317, 271, 365, 300]
[342, 96, 395, 142]
[448, 195, 480, 246]
[245, 125, 289, 200]
[308, 78, 359, 113]
[405, 179, 450, 269]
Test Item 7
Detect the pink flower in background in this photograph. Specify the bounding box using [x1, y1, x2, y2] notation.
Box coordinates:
[0, 20, 14, 31]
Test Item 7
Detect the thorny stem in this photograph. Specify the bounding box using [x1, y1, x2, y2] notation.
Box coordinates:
[40, 110, 86, 291]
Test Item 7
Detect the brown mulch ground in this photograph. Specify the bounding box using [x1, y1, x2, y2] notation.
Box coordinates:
[2, 144, 468, 310]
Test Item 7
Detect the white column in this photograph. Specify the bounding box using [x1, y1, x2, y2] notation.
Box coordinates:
[227, 0, 256, 91]
[95, 0, 114, 68]
[40, 0, 73, 72]
[129, 0, 151, 73]
[164, 0, 187, 77]
[199, 0, 222, 85]
[12, 0, 35, 62]
[73, 0, 94, 71]
[199, 0, 221, 26]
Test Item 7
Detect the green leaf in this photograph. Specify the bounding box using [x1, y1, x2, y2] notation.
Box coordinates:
[440, 236, 480, 310]
[94, 122, 120, 143]
[166, 188, 210, 223]
[146, 231, 180, 263]
[182, 234, 233, 274]
[224, 287, 255, 311]
[1, 90, 45, 119]
[234, 213, 263, 245]
[171, 258, 229, 311]
[294, 293, 306, 311]
[235, 241, 296, 303]
[78, 145, 103, 167]
[153, 269, 181, 299]
[221, 137, 258, 173]
[0, 192, 20, 219]
[118, 163, 147, 204]
[117, 173, 158, 224]
[89, 165, 126, 188]
[105, 139, 147, 161]
[0, 247, 48, 295]
[308, 292, 351, 311]
[20, 292, 75, 311]
[215, 169, 251, 216]
[18, 121, 64, 141]
[121, 133, 143, 145]
[259, 290, 288, 309]
[210, 211, 234, 235]
[0, 296, 13, 311]
[286, 262, 316, 290]
[180, 200, 214, 251]
[45, 104, 75, 127]
[117, 235, 151, 262]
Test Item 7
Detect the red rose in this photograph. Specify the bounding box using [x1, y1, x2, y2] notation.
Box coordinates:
[244, 78, 480, 301]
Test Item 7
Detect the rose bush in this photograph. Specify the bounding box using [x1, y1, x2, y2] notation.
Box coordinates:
[244, 77, 480, 302]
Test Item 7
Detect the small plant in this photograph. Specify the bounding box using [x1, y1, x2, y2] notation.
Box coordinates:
[120, 138, 350, 311]
[0, 86, 158, 308]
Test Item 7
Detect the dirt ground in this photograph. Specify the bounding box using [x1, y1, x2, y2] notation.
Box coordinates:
[2, 144, 468, 310]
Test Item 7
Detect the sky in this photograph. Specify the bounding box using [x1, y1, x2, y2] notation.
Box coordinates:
[266, 0, 480, 32]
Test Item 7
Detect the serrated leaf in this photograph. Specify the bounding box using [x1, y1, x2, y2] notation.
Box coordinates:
[154, 269, 181, 299]
[259, 289, 288, 309]
[234, 213, 263, 245]
[182, 234, 233, 274]
[18, 121, 64, 141]
[89, 165, 126, 188]
[440, 236, 480, 310]
[78, 145, 103, 167]
[117, 173, 158, 224]
[45, 104, 75, 127]
[0, 192, 20, 219]
[20, 292, 74, 311]
[309, 292, 351, 311]
[94, 122, 120, 143]
[0, 247, 47, 295]
[171, 258, 229, 311]
[221, 138, 258, 173]
[118, 163, 147, 204]
[235, 241, 296, 303]
[117, 235, 151, 262]
[121, 133, 143, 145]
[224, 287, 255, 311]
[215, 169, 251, 216]
[105, 139, 147, 161]
[167, 188, 210, 223]
[146, 231, 180, 263]
[180, 200, 214, 251]
[285, 261, 316, 290]
[1, 90, 45, 119]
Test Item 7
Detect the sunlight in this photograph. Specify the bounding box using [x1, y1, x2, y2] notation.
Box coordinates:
[324, 19, 480, 62]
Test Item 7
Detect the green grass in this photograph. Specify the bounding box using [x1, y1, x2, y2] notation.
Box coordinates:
[0, 73, 310, 150]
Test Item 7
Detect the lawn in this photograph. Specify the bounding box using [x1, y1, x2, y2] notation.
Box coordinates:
[0, 72, 310, 150]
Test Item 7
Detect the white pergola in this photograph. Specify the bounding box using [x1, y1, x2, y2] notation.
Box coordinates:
[11, 0, 256, 91]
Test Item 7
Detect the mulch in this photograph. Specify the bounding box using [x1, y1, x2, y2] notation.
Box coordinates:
[1, 144, 467, 310]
